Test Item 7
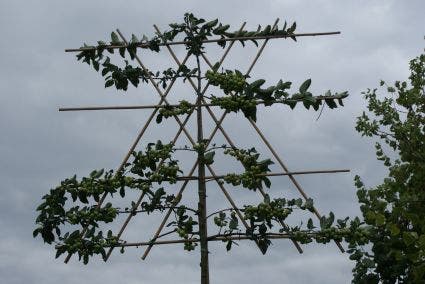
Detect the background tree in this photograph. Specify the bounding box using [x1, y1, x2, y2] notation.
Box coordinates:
[351, 53, 425, 283]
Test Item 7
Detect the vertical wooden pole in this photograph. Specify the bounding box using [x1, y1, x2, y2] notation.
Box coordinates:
[196, 54, 209, 284]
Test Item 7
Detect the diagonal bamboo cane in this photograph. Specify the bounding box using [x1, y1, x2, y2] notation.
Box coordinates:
[140, 19, 291, 259]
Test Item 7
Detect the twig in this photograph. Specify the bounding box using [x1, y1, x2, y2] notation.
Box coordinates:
[206, 208, 238, 219]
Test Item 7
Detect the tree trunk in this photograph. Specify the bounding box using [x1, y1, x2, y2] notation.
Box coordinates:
[196, 55, 209, 284]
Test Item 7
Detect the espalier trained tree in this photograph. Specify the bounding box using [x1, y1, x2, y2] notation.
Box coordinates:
[33, 13, 364, 283]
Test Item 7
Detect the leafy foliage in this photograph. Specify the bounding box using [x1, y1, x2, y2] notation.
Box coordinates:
[350, 53, 425, 283]
[34, 142, 362, 263]
[74, 13, 298, 91]
[154, 69, 348, 123]
[34, 141, 181, 263]
[206, 69, 347, 121]
[156, 100, 193, 124]
[222, 147, 274, 190]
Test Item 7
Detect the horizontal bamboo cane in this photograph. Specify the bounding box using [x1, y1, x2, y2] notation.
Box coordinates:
[65, 31, 340, 52]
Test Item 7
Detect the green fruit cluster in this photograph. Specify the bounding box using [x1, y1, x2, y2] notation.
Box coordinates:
[154, 164, 181, 184]
[211, 95, 256, 112]
[223, 172, 263, 190]
[157, 100, 192, 123]
[65, 204, 117, 227]
[244, 202, 291, 223]
[205, 70, 246, 94]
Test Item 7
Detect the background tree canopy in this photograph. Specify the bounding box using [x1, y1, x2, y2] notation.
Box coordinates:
[352, 53, 425, 283]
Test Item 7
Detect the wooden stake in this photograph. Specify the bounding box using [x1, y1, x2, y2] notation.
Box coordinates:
[196, 53, 210, 284]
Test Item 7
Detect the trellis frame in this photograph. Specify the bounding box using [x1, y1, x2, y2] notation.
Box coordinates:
[61, 18, 348, 283]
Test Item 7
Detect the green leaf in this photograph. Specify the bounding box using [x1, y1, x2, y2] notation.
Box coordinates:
[131, 34, 139, 43]
[219, 212, 226, 220]
[83, 254, 89, 264]
[263, 194, 271, 204]
[419, 234, 425, 249]
[211, 62, 220, 72]
[226, 240, 232, 251]
[119, 187, 125, 198]
[105, 80, 114, 88]
[55, 247, 65, 259]
[303, 95, 317, 104]
[94, 168, 104, 178]
[403, 231, 418, 246]
[375, 213, 385, 226]
[389, 224, 400, 236]
[320, 216, 327, 230]
[294, 198, 302, 207]
[249, 79, 266, 90]
[363, 258, 375, 268]
[307, 218, 314, 230]
[33, 228, 40, 238]
[258, 238, 270, 254]
[111, 32, 120, 43]
[204, 19, 218, 28]
[213, 24, 230, 34]
[413, 264, 425, 282]
[78, 191, 88, 203]
[286, 100, 297, 109]
[299, 79, 311, 93]
[328, 212, 335, 227]
[263, 25, 271, 35]
[288, 22, 297, 33]
[101, 68, 109, 77]
[263, 177, 271, 188]
[305, 198, 314, 212]
[229, 216, 238, 230]
[92, 60, 99, 71]
[204, 151, 215, 165]
[119, 47, 126, 58]
[325, 99, 337, 109]
[338, 91, 348, 98]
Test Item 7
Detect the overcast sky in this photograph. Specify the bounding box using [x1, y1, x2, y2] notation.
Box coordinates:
[0, 1, 424, 283]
